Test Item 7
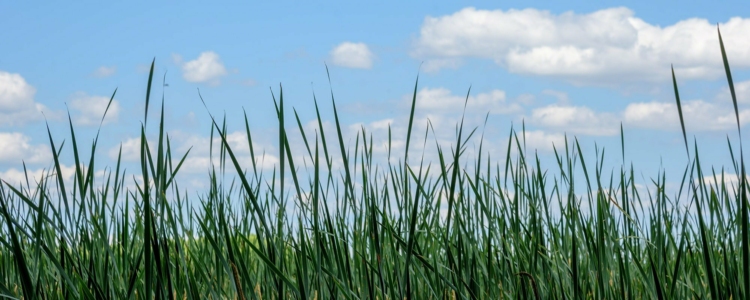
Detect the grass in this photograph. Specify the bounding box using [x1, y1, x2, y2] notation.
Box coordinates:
[0, 28, 748, 299]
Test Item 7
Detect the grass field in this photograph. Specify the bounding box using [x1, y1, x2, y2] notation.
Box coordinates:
[0, 29, 748, 299]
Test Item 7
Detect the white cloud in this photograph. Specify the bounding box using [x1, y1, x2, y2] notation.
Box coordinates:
[530, 104, 619, 136]
[70, 93, 120, 126]
[172, 130, 254, 156]
[623, 99, 750, 131]
[0, 165, 75, 188]
[522, 130, 567, 152]
[368, 118, 394, 131]
[108, 130, 279, 175]
[170, 130, 280, 175]
[330, 42, 374, 69]
[0, 72, 36, 112]
[110, 132, 247, 164]
[0, 71, 49, 125]
[527, 87, 750, 135]
[92, 66, 116, 78]
[178, 51, 228, 85]
[701, 173, 750, 189]
[348, 118, 394, 132]
[411, 87, 522, 114]
[109, 137, 144, 162]
[0, 167, 46, 187]
[413, 7, 750, 84]
[718, 79, 750, 104]
[0, 132, 50, 164]
[179, 153, 280, 175]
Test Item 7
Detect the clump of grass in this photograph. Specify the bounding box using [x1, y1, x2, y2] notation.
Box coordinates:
[0, 28, 748, 300]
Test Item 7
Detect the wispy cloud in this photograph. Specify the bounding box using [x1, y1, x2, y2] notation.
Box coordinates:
[240, 78, 257, 87]
[91, 66, 117, 78]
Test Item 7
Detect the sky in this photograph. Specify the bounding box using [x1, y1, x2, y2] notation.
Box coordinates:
[2, 1, 750, 197]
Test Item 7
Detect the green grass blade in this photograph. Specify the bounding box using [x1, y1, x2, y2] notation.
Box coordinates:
[144, 58, 155, 127]
[718, 26, 749, 298]
[0, 185, 34, 299]
[671, 65, 689, 158]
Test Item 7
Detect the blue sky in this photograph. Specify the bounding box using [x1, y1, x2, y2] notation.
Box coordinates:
[2, 1, 750, 194]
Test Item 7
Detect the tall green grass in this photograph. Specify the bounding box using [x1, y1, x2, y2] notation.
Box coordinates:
[0, 29, 748, 299]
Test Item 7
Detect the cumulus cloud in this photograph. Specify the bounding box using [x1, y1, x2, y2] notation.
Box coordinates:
[330, 42, 374, 69]
[410, 87, 523, 114]
[179, 152, 280, 175]
[177, 51, 228, 85]
[171, 130, 280, 174]
[0, 71, 49, 125]
[92, 66, 116, 78]
[70, 93, 120, 126]
[0, 132, 51, 164]
[525, 97, 750, 136]
[0, 167, 46, 187]
[530, 104, 619, 136]
[0, 165, 76, 188]
[701, 173, 750, 189]
[108, 137, 147, 162]
[412, 7, 750, 84]
[623, 99, 750, 131]
[108, 131, 279, 175]
[527, 89, 750, 135]
[718, 79, 750, 104]
[522, 130, 567, 152]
